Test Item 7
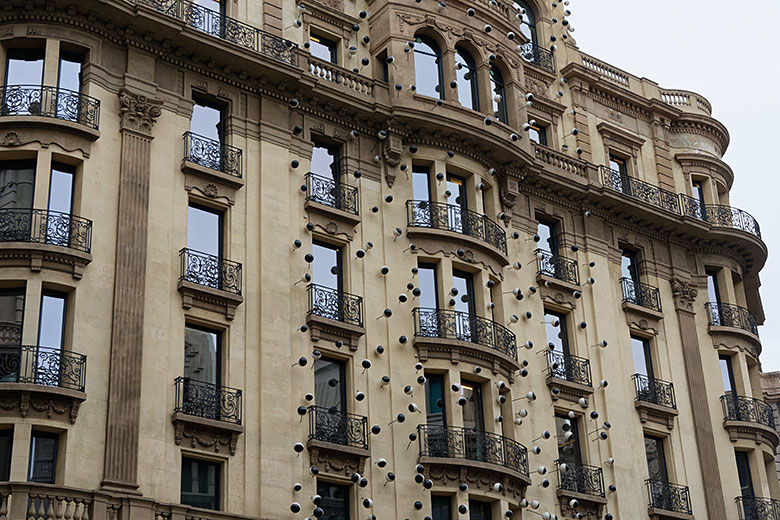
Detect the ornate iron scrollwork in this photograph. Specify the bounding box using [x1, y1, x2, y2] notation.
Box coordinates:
[721, 394, 775, 429]
[647, 479, 692, 515]
[633, 374, 676, 409]
[174, 376, 242, 425]
[557, 461, 605, 498]
[418, 424, 529, 476]
[0, 208, 92, 253]
[620, 277, 662, 312]
[600, 166, 680, 214]
[183, 132, 243, 178]
[736, 496, 780, 520]
[517, 42, 556, 73]
[535, 249, 579, 285]
[308, 405, 368, 450]
[406, 200, 507, 255]
[307, 284, 364, 327]
[0, 345, 86, 392]
[0, 85, 100, 129]
[706, 302, 759, 336]
[546, 351, 592, 386]
[179, 248, 243, 295]
[305, 173, 359, 215]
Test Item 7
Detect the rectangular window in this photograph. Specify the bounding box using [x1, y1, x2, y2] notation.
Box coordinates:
[181, 457, 220, 510]
[631, 335, 653, 378]
[735, 451, 754, 497]
[0, 288, 24, 348]
[38, 291, 67, 350]
[544, 310, 569, 354]
[620, 248, 639, 282]
[187, 203, 223, 258]
[190, 96, 225, 144]
[417, 263, 439, 309]
[317, 480, 350, 520]
[555, 413, 581, 464]
[314, 357, 346, 413]
[536, 219, 558, 255]
[0, 159, 36, 209]
[311, 141, 341, 182]
[609, 154, 630, 194]
[412, 166, 432, 202]
[469, 499, 492, 520]
[47, 162, 75, 248]
[28, 431, 58, 484]
[446, 174, 467, 210]
[312, 241, 342, 291]
[452, 269, 475, 316]
[644, 435, 669, 481]
[0, 429, 12, 481]
[184, 325, 221, 385]
[608, 154, 627, 175]
[720, 355, 736, 395]
[692, 180, 706, 205]
[425, 373, 446, 426]
[5, 48, 44, 86]
[706, 270, 721, 305]
[528, 123, 547, 146]
[57, 52, 82, 93]
[309, 33, 338, 64]
[431, 495, 452, 520]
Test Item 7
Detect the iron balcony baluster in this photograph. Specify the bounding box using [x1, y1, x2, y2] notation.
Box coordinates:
[174, 376, 242, 425]
[620, 277, 662, 312]
[307, 405, 368, 450]
[646, 479, 693, 515]
[736, 496, 780, 520]
[179, 248, 242, 295]
[517, 42, 556, 73]
[305, 172, 359, 216]
[0, 85, 100, 129]
[721, 394, 775, 429]
[600, 166, 680, 214]
[0, 345, 86, 392]
[406, 200, 507, 255]
[546, 351, 592, 387]
[307, 283, 364, 328]
[706, 302, 759, 336]
[183, 132, 243, 178]
[556, 461, 605, 498]
[0, 208, 92, 253]
[534, 249, 579, 285]
[632, 374, 677, 409]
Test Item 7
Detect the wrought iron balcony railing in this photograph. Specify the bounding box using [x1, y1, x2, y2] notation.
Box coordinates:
[183, 132, 243, 178]
[620, 277, 662, 312]
[633, 374, 676, 409]
[601, 166, 680, 214]
[680, 195, 761, 239]
[517, 41, 555, 73]
[0, 208, 92, 253]
[305, 172, 359, 216]
[556, 461, 605, 498]
[535, 249, 579, 285]
[546, 350, 592, 387]
[308, 405, 368, 450]
[0, 345, 86, 392]
[174, 376, 242, 425]
[706, 302, 759, 336]
[412, 307, 518, 361]
[307, 283, 364, 328]
[418, 424, 529, 477]
[0, 85, 100, 130]
[179, 248, 242, 295]
[736, 496, 780, 520]
[647, 479, 692, 515]
[406, 200, 507, 255]
[721, 394, 775, 429]
[135, 0, 299, 66]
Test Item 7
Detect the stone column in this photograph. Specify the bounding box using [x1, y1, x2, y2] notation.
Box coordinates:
[670, 278, 727, 519]
[651, 117, 675, 192]
[101, 90, 162, 493]
[569, 81, 592, 163]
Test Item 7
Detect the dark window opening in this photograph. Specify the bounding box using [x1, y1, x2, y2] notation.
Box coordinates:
[28, 431, 58, 484]
[317, 480, 350, 520]
[181, 457, 220, 510]
[309, 32, 338, 64]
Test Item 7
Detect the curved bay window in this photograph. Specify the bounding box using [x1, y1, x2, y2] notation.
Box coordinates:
[455, 47, 479, 110]
[514, 1, 538, 44]
[414, 36, 444, 100]
[490, 66, 508, 123]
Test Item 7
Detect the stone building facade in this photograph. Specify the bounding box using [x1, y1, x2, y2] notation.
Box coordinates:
[0, 0, 772, 519]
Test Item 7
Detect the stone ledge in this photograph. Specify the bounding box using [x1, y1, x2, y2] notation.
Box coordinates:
[177, 280, 244, 320]
[307, 438, 370, 477]
[723, 419, 780, 451]
[536, 272, 581, 293]
[171, 412, 244, 456]
[304, 200, 361, 228]
[557, 488, 607, 520]
[181, 160, 245, 190]
[413, 336, 520, 383]
[306, 313, 365, 351]
[708, 325, 761, 357]
[420, 455, 531, 500]
[0, 242, 92, 279]
[0, 115, 100, 141]
[547, 376, 594, 402]
[0, 383, 86, 424]
[635, 400, 679, 430]
[622, 301, 665, 321]
[406, 226, 510, 271]
[648, 507, 694, 520]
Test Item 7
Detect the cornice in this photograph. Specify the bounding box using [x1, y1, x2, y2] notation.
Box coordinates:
[669, 114, 730, 156]
[674, 152, 734, 190]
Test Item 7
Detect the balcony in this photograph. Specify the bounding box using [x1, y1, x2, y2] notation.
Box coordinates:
[706, 301, 759, 337]
[304, 172, 360, 227]
[737, 496, 780, 520]
[177, 248, 244, 319]
[535, 249, 580, 290]
[412, 307, 520, 382]
[306, 284, 365, 351]
[546, 351, 593, 401]
[633, 374, 678, 429]
[620, 277, 663, 318]
[172, 376, 244, 456]
[417, 424, 531, 492]
[306, 405, 369, 475]
[556, 461, 607, 515]
[406, 200, 509, 268]
[0, 345, 87, 424]
[601, 166, 680, 214]
[680, 195, 761, 239]
[0, 85, 100, 139]
[0, 208, 92, 279]
[721, 394, 779, 450]
[134, 0, 299, 67]
[181, 132, 244, 190]
[646, 479, 693, 519]
[518, 41, 556, 74]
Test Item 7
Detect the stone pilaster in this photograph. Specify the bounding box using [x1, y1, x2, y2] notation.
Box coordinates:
[569, 81, 592, 163]
[651, 117, 675, 192]
[670, 278, 727, 520]
[101, 90, 162, 493]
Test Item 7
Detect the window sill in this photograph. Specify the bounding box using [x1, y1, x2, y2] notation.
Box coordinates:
[406, 226, 510, 270]
[171, 411, 244, 456]
[0, 241, 92, 279]
[304, 199, 361, 229]
[635, 400, 678, 430]
[306, 313, 365, 351]
[418, 455, 531, 494]
[0, 114, 100, 141]
[413, 336, 520, 383]
[181, 160, 244, 191]
[622, 301, 664, 321]
[723, 419, 779, 452]
[648, 507, 694, 520]
[546, 376, 594, 402]
[177, 280, 244, 320]
[0, 383, 86, 424]
[307, 438, 370, 477]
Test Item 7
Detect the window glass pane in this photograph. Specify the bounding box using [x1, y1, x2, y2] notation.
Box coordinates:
[48, 163, 74, 215]
[608, 155, 626, 174]
[181, 457, 220, 510]
[490, 67, 506, 123]
[452, 270, 473, 315]
[317, 480, 350, 520]
[190, 100, 222, 142]
[311, 143, 338, 180]
[692, 181, 706, 204]
[28, 432, 57, 484]
[414, 38, 442, 99]
[412, 168, 431, 201]
[425, 374, 445, 426]
[184, 326, 219, 385]
[544, 310, 567, 353]
[620, 251, 638, 281]
[468, 500, 492, 520]
[555, 414, 580, 464]
[455, 49, 477, 110]
[0, 289, 24, 347]
[461, 382, 484, 431]
[528, 124, 546, 146]
[631, 336, 650, 377]
[431, 495, 451, 520]
[417, 264, 438, 309]
[312, 242, 340, 290]
[735, 451, 754, 497]
[0, 160, 36, 209]
[309, 34, 337, 64]
[314, 357, 345, 412]
[446, 175, 466, 209]
[0, 430, 11, 481]
[644, 436, 667, 481]
[38, 293, 66, 350]
[187, 205, 222, 257]
[707, 271, 720, 304]
[720, 356, 734, 394]
[537, 220, 557, 254]
[58, 55, 81, 93]
[193, 0, 221, 11]
[5, 50, 44, 85]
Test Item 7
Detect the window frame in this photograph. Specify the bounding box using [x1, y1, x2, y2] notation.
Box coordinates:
[454, 46, 479, 111]
[191, 94, 227, 145]
[309, 31, 339, 65]
[187, 202, 225, 259]
[180, 456, 222, 511]
[316, 479, 351, 520]
[413, 35, 444, 100]
[544, 309, 570, 355]
[528, 122, 547, 146]
[489, 65, 508, 124]
[184, 323, 223, 387]
[0, 428, 11, 481]
[644, 434, 669, 482]
[555, 413, 582, 465]
[28, 430, 59, 484]
[514, 1, 537, 44]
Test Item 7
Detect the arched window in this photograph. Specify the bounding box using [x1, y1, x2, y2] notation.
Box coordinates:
[455, 47, 479, 111]
[414, 36, 444, 100]
[514, 1, 537, 44]
[490, 66, 508, 123]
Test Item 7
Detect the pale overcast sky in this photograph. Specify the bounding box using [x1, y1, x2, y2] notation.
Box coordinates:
[567, 1, 780, 371]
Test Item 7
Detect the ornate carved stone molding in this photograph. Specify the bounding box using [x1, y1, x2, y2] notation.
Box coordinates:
[670, 278, 698, 312]
[119, 90, 162, 135]
[423, 458, 530, 499]
[0, 386, 85, 425]
[172, 415, 243, 456]
[307, 440, 368, 477]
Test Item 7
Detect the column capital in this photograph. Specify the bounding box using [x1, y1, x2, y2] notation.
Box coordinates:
[670, 277, 699, 312]
[119, 89, 162, 136]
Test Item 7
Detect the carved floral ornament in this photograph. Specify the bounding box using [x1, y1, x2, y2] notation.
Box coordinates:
[119, 90, 163, 135]
[670, 278, 698, 310]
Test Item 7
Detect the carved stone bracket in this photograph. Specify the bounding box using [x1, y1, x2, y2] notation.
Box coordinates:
[0, 384, 86, 425]
[422, 457, 531, 500]
[172, 412, 244, 456]
[382, 133, 403, 187]
[670, 278, 698, 312]
[557, 489, 607, 520]
[307, 440, 369, 477]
